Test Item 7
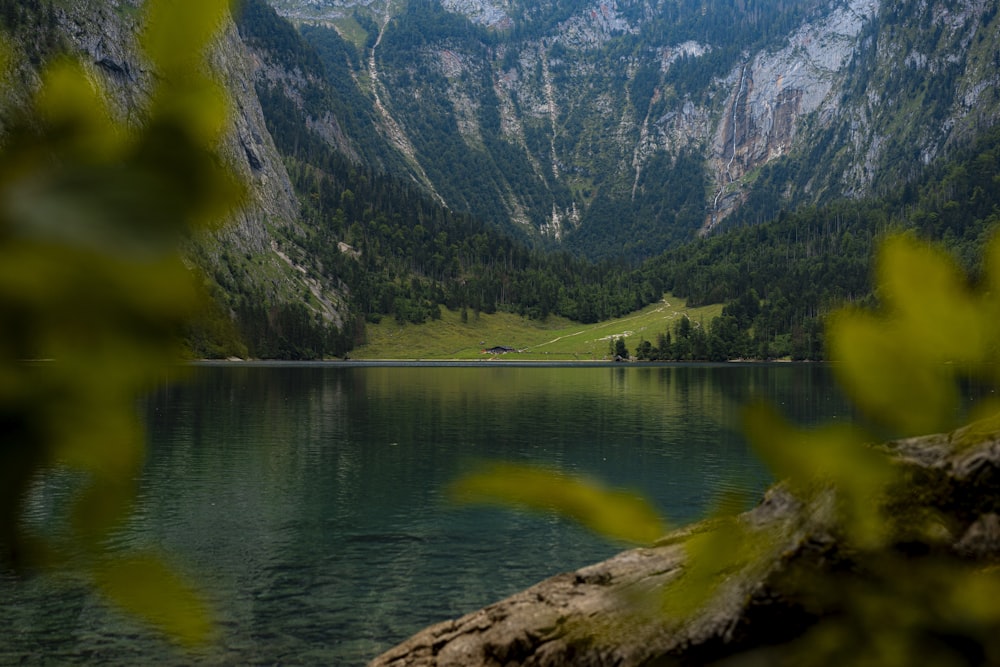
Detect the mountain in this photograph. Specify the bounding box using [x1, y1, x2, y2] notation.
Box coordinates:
[265, 0, 1000, 260]
[238, 0, 1000, 361]
[3, 0, 998, 360]
[1, 0, 665, 358]
[233, 0, 672, 330]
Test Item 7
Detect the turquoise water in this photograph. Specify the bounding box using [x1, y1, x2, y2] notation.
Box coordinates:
[2, 363, 853, 665]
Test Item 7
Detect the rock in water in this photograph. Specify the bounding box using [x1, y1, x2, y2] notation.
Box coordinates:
[369, 421, 1000, 666]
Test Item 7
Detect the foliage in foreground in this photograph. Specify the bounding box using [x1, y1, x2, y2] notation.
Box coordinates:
[0, 0, 242, 646]
[453, 231, 1000, 664]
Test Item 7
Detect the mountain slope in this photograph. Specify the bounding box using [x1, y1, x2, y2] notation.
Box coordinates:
[0, 0, 354, 358]
[235, 0, 677, 333]
[269, 0, 1000, 261]
[6, 0, 997, 360]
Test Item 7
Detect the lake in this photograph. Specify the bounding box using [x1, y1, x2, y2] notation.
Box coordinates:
[2, 362, 855, 665]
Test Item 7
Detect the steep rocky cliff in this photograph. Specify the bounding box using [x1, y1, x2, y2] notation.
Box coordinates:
[2, 0, 351, 355]
[706, 0, 879, 228]
[266, 0, 1000, 259]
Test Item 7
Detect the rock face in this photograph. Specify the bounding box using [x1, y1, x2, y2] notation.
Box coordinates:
[369, 421, 1000, 666]
[706, 0, 879, 231]
[33, 0, 352, 336]
[267, 0, 1000, 258]
[212, 22, 302, 255]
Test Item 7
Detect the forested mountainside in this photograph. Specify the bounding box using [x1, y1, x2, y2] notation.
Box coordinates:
[268, 0, 1000, 261]
[0, 0, 359, 359]
[3, 0, 999, 360]
[0, 0, 665, 359]
[237, 0, 1000, 359]
[234, 0, 669, 329]
[640, 123, 1000, 360]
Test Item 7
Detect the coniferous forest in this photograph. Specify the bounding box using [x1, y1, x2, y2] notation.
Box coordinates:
[230, 0, 1000, 361]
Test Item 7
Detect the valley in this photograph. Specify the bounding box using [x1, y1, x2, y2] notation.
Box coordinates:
[1, 0, 998, 363]
[227, 0, 999, 363]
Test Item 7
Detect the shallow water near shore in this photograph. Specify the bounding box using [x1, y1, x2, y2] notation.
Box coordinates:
[2, 363, 854, 665]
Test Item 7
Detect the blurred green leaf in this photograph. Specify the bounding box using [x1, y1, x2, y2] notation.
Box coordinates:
[69, 477, 138, 546]
[141, 0, 230, 76]
[982, 232, 1000, 385]
[35, 59, 125, 162]
[451, 462, 667, 545]
[778, 560, 1000, 667]
[947, 567, 1000, 627]
[93, 553, 214, 646]
[878, 234, 986, 366]
[986, 232, 1000, 298]
[663, 511, 776, 620]
[0, 0, 242, 648]
[953, 404, 1000, 451]
[141, 0, 233, 148]
[827, 309, 957, 435]
[743, 402, 897, 548]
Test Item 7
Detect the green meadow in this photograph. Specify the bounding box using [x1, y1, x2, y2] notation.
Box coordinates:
[351, 294, 724, 360]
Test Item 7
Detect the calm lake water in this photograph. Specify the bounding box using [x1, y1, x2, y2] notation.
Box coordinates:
[2, 362, 855, 665]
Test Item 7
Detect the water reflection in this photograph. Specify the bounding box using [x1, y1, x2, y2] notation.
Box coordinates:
[3, 363, 852, 666]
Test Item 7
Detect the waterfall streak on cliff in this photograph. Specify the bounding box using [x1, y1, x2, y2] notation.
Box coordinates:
[541, 48, 560, 179]
[726, 64, 748, 183]
[712, 64, 749, 214]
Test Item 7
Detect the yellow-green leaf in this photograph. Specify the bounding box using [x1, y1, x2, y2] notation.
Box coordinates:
[877, 234, 985, 365]
[985, 231, 1000, 298]
[743, 402, 896, 548]
[93, 552, 214, 646]
[0, 39, 10, 81]
[69, 477, 137, 546]
[451, 462, 667, 544]
[148, 78, 231, 147]
[827, 309, 957, 435]
[662, 516, 774, 619]
[35, 59, 125, 162]
[946, 568, 1000, 625]
[140, 0, 230, 76]
[982, 232, 1000, 374]
[141, 0, 233, 147]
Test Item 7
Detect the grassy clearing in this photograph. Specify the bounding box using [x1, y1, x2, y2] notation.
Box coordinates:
[351, 294, 724, 360]
[329, 16, 368, 51]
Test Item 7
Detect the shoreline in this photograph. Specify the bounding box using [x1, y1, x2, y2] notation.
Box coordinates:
[190, 358, 818, 367]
